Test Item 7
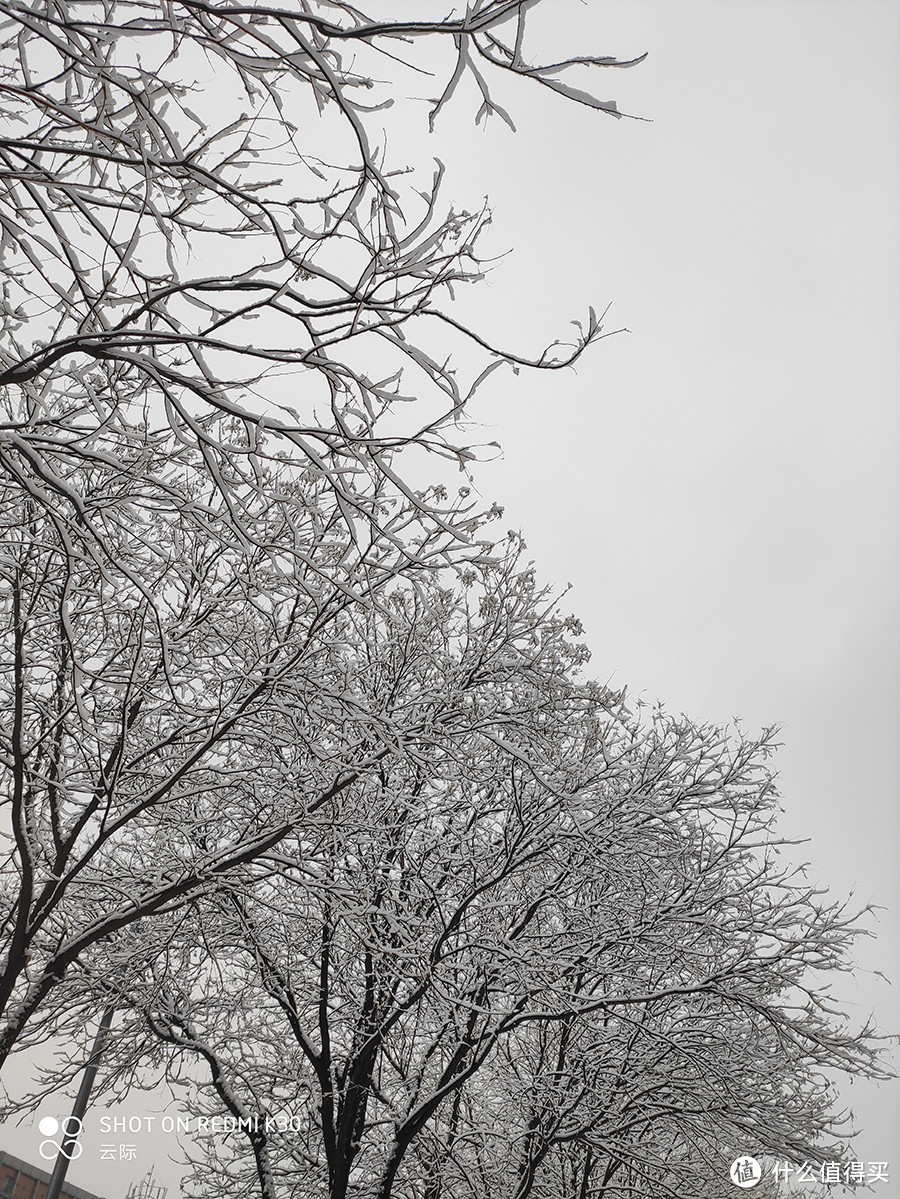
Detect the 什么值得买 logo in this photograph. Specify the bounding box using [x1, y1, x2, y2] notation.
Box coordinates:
[729, 1155, 762, 1189]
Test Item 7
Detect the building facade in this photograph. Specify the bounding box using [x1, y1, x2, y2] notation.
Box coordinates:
[0, 1151, 110, 1199]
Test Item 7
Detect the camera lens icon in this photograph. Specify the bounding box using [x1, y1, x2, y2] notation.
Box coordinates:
[38, 1115, 84, 1160]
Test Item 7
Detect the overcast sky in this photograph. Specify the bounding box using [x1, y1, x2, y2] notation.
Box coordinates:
[2, 3, 897, 1196]
[449, 1, 900, 1188]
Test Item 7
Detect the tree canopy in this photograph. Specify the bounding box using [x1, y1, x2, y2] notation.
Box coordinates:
[0, 0, 635, 572]
[0, 3, 891, 1198]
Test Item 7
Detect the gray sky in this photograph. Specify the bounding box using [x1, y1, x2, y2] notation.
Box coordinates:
[1, 3, 897, 1196]
[446, 0, 900, 1188]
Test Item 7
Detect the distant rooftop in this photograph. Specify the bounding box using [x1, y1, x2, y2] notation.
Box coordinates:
[0, 1149, 112, 1199]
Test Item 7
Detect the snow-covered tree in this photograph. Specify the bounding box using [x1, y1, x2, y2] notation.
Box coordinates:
[0, 0, 636, 576]
[0, 0, 638, 1095]
[0, 8, 891, 1198]
[0, 431, 499, 1070]
[91, 563, 884, 1199]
